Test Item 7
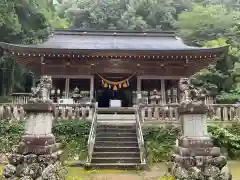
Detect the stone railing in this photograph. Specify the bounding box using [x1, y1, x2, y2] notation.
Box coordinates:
[140, 104, 240, 123]
[140, 104, 179, 122]
[0, 103, 92, 121]
[11, 93, 32, 104]
[1, 103, 240, 123]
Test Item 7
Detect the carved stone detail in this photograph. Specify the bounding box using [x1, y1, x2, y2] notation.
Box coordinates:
[2, 75, 67, 180]
[170, 78, 232, 179]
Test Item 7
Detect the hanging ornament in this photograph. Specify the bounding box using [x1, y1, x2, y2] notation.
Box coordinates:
[96, 72, 136, 90]
[104, 82, 108, 88]
[113, 85, 118, 91]
[126, 79, 129, 86]
[123, 81, 127, 88]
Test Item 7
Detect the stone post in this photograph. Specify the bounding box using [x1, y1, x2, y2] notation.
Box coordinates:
[150, 89, 161, 119]
[170, 78, 232, 180]
[2, 75, 67, 180]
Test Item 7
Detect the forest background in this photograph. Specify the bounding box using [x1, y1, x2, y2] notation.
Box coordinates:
[1, 0, 240, 103]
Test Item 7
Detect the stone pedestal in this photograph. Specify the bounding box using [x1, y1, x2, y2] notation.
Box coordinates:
[2, 76, 67, 180]
[170, 101, 232, 180]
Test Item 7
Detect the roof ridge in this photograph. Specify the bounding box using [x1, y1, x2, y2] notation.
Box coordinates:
[53, 29, 176, 37]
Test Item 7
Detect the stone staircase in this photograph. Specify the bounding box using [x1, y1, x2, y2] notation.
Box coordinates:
[86, 107, 146, 170]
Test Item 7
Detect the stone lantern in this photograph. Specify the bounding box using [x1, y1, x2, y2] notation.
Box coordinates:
[2, 75, 67, 180]
[170, 78, 232, 180]
[72, 87, 82, 103]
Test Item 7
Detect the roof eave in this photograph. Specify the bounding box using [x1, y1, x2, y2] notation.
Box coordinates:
[0, 42, 229, 55]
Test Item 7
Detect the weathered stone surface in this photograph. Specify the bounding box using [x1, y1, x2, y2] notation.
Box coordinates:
[189, 167, 203, 180]
[3, 153, 67, 179]
[19, 176, 34, 180]
[22, 134, 55, 146]
[3, 76, 67, 180]
[221, 165, 232, 180]
[23, 103, 54, 113]
[35, 177, 44, 180]
[41, 164, 55, 179]
[170, 78, 232, 180]
[19, 144, 59, 155]
[15, 164, 27, 177]
[24, 154, 38, 164]
[38, 154, 56, 165]
[172, 164, 189, 179]
[210, 147, 221, 157]
[179, 101, 208, 114]
[7, 154, 24, 165]
[3, 177, 18, 180]
[0, 153, 8, 164]
[179, 136, 214, 147]
[3, 164, 16, 178]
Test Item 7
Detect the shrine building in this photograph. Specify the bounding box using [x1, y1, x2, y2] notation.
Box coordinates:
[0, 29, 228, 107]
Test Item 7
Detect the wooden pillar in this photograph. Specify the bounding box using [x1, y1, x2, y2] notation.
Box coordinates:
[137, 76, 141, 93]
[161, 79, 166, 104]
[65, 78, 70, 98]
[90, 76, 94, 101]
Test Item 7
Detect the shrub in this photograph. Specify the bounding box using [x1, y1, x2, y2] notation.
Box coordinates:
[144, 123, 240, 163]
[0, 120, 91, 161]
[143, 126, 179, 164]
[1, 120, 240, 163]
[208, 124, 240, 159]
[53, 120, 91, 160]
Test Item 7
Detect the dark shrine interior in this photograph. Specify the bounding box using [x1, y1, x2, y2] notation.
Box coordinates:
[51, 75, 179, 107]
[94, 74, 137, 107]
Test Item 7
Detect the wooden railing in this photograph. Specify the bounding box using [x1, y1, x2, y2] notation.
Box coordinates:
[135, 107, 146, 165]
[86, 104, 97, 164]
[140, 104, 240, 122]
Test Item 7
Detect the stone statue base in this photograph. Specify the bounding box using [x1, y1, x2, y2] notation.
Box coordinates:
[2, 99, 67, 180]
[3, 151, 67, 180]
[17, 135, 60, 155]
[2, 135, 67, 180]
[170, 136, 232, 180]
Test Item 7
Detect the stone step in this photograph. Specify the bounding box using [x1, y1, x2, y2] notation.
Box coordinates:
[96, 132, 136, 137]
[91, 157, 141, 163]
[95, 136, 137, 142]
[95, 141, 138, 147]
[97, 120, 136, 125]
[87, 163, 140, 170]
[97, 128, 136, 133]
[94, 146, 139, 153]
[92, 152, 140, 158]
[97, 108, 135, 114]
[97, 114, 136, 120]
[97, 124, 136, 129]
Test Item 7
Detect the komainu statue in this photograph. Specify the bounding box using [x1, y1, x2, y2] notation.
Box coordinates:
[29, 75, 52, 103]
[179, 78, 206, 103]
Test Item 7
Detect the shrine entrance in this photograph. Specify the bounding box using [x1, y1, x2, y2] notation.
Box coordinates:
[94, 73, 137, 107]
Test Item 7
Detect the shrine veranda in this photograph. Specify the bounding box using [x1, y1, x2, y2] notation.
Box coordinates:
[0, 29, 228, 107]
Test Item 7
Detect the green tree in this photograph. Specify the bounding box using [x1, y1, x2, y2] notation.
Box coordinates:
[177, 4, 240, 103]
[62, 0, 179, 30]
[0, 0, 67, 97]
